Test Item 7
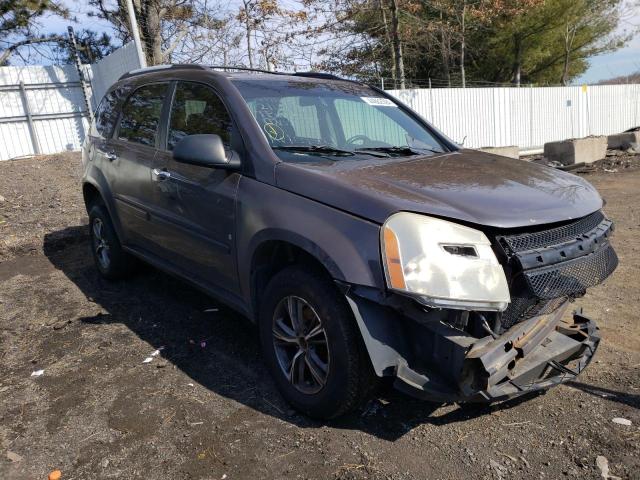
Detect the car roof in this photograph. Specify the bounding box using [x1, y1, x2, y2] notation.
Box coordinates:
[118, 64, 355, 85]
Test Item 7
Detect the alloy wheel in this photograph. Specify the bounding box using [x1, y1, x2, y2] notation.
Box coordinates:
[92, 217, 111, 270]
[272, 295, 330, 394]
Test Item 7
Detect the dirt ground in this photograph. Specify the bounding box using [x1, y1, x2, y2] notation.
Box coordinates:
[1, 153, 638, 480]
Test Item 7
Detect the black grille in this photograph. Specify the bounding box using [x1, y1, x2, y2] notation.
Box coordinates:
[501, 296, 568, 330]
[502, 211, 605, 253]
[524, 244, 618, 300]
[497, 210, 617, 331]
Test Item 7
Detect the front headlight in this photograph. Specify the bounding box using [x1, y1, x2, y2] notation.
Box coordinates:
[381, 212, 510, 311]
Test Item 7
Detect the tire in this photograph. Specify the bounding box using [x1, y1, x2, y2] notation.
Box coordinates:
[88, 203, 136, 280]
[259, 265, 375, 419]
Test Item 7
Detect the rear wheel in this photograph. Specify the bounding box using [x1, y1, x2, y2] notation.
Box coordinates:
[259, 265, 374, 419]
[88, 204, 136, 280]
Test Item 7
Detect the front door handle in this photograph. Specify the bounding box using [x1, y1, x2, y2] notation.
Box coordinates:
[152, 168, 171, 182]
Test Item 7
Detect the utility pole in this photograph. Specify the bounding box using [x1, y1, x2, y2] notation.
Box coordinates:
[125, 0, 147, 68]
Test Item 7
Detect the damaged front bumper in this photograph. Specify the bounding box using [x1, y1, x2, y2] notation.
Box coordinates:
[397, 305, 599, 402]
[346, 292, 600, 404]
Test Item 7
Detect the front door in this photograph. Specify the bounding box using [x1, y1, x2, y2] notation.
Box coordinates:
[153, 81, 241, 295]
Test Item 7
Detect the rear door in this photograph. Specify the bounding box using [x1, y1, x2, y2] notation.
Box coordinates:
[109, 82, 170, 250]
[153, 81, 241, 294]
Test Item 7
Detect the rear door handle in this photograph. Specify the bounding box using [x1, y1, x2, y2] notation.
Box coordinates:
[105, 151, 117, 161]
[152, 168, 171, 182]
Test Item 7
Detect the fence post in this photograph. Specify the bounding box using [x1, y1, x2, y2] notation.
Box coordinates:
[18, 81, 40, 155]
[429, 80, 434, 122]
[68, 26, 94, 126]
[529, 85, 534, 148]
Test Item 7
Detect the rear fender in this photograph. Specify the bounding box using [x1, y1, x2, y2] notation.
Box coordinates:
[83, 165, 124, 241]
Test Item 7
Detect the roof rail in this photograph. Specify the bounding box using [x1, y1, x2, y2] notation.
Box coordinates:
[291, 72, 342, 80]
[209, 65, 345, 81]
[209, 65, 279, 75]
[118, 64, 348, 82]
[118, 64, 208, 80]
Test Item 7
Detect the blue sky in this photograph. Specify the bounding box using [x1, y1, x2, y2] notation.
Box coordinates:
[576, 37, 640, 84]
[575, 2, 640, 84]
[42, 2, 639, 84]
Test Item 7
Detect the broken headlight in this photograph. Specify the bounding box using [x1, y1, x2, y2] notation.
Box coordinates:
[381, 212, 510, 311]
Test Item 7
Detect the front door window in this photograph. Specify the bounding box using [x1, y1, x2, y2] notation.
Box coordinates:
[167, 82, 233, 150]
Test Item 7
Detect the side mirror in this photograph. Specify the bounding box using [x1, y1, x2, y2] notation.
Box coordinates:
[172, 134, 240, 169]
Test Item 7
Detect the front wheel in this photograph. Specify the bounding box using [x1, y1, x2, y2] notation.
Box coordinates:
[259, 266, 374, 419]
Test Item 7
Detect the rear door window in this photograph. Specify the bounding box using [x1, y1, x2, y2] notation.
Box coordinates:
[117, 83, 168, 147]
[167, 82, 233, 150]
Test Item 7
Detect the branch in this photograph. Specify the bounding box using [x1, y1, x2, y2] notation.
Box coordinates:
[0, 35, 65, 65]
[162, 26, 188, 60]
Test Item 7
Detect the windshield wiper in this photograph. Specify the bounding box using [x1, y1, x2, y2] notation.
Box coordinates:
[273, 145, 355, 156]
[356, 145, 443, 156]
[355, 146, 419, 156]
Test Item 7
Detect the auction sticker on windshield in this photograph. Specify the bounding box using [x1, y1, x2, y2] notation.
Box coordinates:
[361, 97, 397, 107]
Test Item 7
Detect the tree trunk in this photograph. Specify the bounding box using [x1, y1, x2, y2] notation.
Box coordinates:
[561, 47, 570, 86]
[133, 0, 163, 65]
[440, 11, 450, 87]
[379, 0, 396, 86]
[512, 35, 522, 86]
[148, 7, 163, 64]
[460, 1, 466, 88]
[242, 0, 254, 68]
[560, 23, 574, 86]
[389, 0, 405, 89]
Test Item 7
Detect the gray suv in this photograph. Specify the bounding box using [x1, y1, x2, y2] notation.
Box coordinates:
[82, 65, 617, 418]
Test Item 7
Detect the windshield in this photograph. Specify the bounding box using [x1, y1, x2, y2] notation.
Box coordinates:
[232, 78, 446, 161]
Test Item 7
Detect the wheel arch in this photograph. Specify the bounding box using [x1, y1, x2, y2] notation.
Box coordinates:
[82, 166, 124, 242]
[248, 230, 345, 321]
[82, 182, 102, 210]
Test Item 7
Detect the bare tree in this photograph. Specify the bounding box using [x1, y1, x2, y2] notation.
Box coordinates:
[237, 0, 255, 67]
[388, 0, 405, 87]
[556, 0, 629, 85]
[90, 0, 230, 65]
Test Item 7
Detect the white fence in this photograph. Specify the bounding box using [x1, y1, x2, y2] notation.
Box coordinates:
[0, 42, 141, 161]
[389, 85, 640, 150]
[0, 65, 91, 160]
[86, 42, 142, 106]
[1, 44, 639, 160]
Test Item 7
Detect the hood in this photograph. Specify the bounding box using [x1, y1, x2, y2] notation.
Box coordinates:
[274, 150, 603, 229]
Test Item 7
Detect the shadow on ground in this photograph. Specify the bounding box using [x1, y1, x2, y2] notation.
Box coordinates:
[567, 381, 640, 409]
[42, 224, 625, 441]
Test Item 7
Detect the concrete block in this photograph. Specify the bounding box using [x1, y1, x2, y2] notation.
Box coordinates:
[543, 136, 607, 165]
[478, 146, 520, 159]
[607, 131, 640, 150]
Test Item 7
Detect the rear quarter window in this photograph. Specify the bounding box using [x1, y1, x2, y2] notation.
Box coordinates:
[93, 88, 125, 138]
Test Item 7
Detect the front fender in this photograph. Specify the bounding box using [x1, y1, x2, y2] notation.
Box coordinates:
[247, 228, 345, 281]
[236, 177, 385, 312]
